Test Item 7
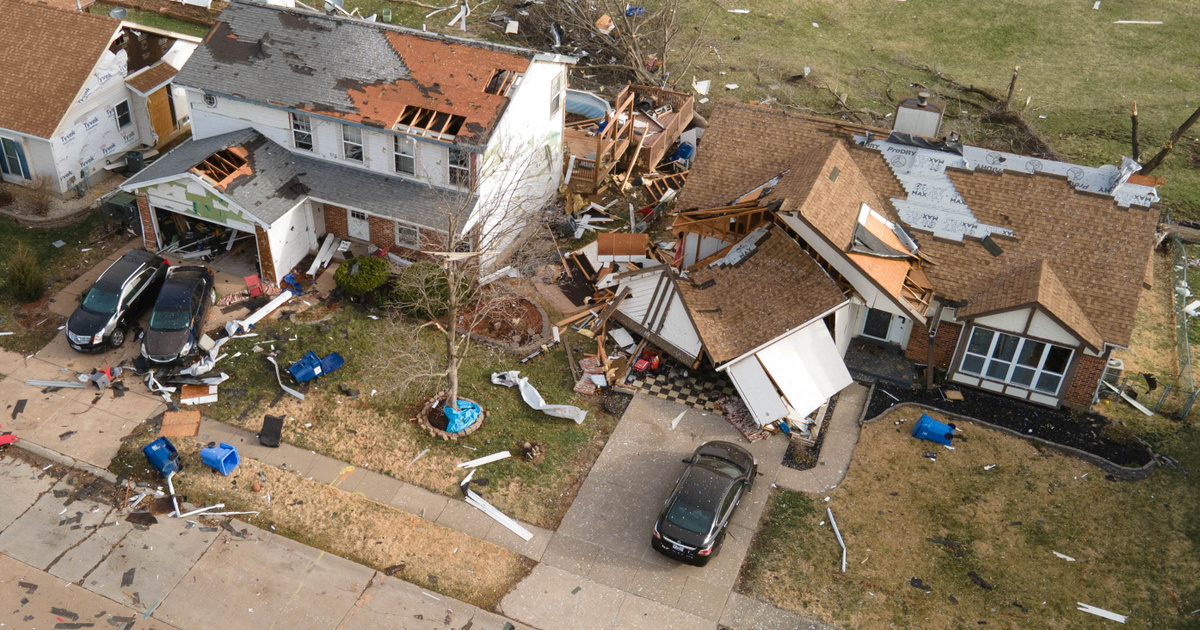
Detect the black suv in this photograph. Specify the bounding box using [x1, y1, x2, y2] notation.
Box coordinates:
[652, 441, 757, 566]
[66, 250, 169, 352]
[142, 266, 215, 364]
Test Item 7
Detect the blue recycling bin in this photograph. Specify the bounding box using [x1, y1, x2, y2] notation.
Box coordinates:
[912, 413, 956, 446]
[143, 437, 180, 477]
[288, 351, 323, 383]
[319, 352, 345, 376]
[200, 442, 241, 476]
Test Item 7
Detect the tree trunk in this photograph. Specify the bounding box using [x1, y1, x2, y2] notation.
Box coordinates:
[1141, 103, 1200, 175]
[1131, 101, 1140, 163]
[445, 261, 460, 411]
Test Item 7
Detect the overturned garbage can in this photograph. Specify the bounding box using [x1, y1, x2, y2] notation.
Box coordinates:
[143, 437, 181, 477]
[201, 442, 241, 476]
[912, 413, 956, 446]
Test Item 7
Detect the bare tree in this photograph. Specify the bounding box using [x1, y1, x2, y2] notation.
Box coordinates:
[381, 134, 562, 413]
[519, 0, 714, 89]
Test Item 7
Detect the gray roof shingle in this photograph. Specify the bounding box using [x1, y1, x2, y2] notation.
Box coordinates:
[123, 129, 472, 229]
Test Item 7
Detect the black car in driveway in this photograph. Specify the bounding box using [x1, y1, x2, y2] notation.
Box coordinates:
[652, 441, 757, 566]
[141, 266, 215, 364]
[66, 250, 169, 352]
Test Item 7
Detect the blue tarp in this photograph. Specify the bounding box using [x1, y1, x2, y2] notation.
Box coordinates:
[443, 399, 481, 433]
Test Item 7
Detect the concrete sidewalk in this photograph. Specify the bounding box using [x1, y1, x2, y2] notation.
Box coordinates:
[0, 452, 532, 630]
[196, 417, 555, 562]
[774, 383, 869, 495]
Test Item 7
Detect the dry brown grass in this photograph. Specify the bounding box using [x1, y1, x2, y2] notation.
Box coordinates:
[739, 409, 1200, 629]
[172, 443, 533, 609]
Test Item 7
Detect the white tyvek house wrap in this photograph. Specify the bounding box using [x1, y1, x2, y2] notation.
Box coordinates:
[52, 49, 138, 186]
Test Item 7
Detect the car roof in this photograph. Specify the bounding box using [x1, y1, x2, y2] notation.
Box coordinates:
[155, 278, 197, 309]
[98, 250, 157, 286]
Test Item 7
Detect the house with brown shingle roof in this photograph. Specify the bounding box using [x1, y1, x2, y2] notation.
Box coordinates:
[0, 0, 198, 195]
[671, 99, 1161, 413]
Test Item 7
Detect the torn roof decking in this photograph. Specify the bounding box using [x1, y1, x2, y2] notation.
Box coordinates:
[124, 129, 473, 229]
[126, 60, 180, 95]
[178, 0, 534, 147]
[675, 224, 846, 365]
[680, 100, 1161, 349]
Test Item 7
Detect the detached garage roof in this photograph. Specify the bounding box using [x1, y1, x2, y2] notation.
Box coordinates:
[0, 0, 119, 138]
[123, 129, 473, 229]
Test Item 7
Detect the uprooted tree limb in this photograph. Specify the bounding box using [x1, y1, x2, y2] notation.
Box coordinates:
[515, 0, 713, 89]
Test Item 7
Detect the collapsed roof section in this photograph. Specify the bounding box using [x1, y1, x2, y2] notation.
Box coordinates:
[178, 0, 535, 147]
[123, 129, 473, 230]
[677, 101, 1161, 350]
[675, 224, 847, 365]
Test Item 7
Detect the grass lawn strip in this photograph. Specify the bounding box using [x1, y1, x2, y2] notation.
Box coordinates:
[113, 428, 533, 610]
[738, 409, 1200, 629]
[200, 302, 616, 530]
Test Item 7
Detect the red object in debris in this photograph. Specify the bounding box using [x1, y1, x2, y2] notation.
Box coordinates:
[244, 274, 263, 298]
[371, 247, 389, 259]
[633, 359, 650, 372]
[0, 435, 19, 446]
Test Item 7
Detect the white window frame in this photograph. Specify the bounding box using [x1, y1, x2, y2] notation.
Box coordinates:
[549, 72, 564, 116]
[395, 221, 420, 249]
[959, 326, 1073, 396]
[202, 93, 218, 108]
[1, 136, 30, 180]
[448, 147, 470, 188]
[291, 112, 313, 152]
[114, 100, 132, 129]
[342, 124, 364, 162]
[393, 135, 415, 175]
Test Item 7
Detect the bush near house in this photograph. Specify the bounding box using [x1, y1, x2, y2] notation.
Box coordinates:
[6, 242, 46, 303]
[333, 255, 389, 297]
[383, 261, 470, 318]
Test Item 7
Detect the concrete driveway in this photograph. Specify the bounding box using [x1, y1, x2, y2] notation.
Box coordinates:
[500, 393, 788, 629]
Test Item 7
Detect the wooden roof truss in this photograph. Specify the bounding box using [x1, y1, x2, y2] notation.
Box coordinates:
[394, 106, 466, 139]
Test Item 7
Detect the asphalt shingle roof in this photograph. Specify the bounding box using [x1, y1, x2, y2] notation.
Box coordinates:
[0, 0, 118, 138]
[177, 0, 536, 146]
[123, 129, 472, 229]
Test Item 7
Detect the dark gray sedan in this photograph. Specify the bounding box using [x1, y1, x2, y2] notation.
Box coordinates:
[141, 266, 215, 364]
[652, 441, 757, 566]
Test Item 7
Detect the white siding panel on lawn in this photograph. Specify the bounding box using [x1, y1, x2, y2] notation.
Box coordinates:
[727, 358, 789, 426]
[973, 308, 1030, 334]
[1026, 309, 1081, 347]
[757, 322, 854, 419]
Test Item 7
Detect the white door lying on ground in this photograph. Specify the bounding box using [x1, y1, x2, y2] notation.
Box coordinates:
[348, 210, 370, 241]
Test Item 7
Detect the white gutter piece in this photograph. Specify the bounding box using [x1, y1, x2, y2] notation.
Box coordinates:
[457, 451, 511, 469]
[239, 290, 294, 332]
[465, 489, 533, 541]
[1077, 603, 1127, 623]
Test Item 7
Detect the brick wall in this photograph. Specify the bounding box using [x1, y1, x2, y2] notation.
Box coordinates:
[1065, 353, 1107, 407]
[324, 204, 348, 239]
[905, 321, 963, 369]
[136, 194, 158, 251]
[367, 215, 393, 250]
[254, 225, 277, 285]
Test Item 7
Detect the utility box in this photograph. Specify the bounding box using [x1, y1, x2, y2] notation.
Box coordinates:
[894, 93, 944, 138]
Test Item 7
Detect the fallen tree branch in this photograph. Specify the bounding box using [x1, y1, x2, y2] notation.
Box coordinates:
[1141, 103, 1200, 174]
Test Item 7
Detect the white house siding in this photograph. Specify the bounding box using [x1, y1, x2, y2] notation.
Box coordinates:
[470, 57, 569, 266]
[266, 200, 316, 282]
[143, 178, 259, 235]
[614, 269, 703, 363]
[973, 309, 1030, 334]
[1027, 310, 1083, 347]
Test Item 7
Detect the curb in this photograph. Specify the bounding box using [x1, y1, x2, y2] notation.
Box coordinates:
[864, 402, 1157, 481]
[11, 439, 121, 485]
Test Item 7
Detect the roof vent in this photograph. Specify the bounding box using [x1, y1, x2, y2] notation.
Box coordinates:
[980, 235, 1003, 257]
[893, 93, 944, 139]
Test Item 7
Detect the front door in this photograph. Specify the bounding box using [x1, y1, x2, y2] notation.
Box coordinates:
[348, 210, 370, 241]
[862, 308, 893, 341]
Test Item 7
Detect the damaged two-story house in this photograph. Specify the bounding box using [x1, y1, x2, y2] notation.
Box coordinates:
[121, 0, 573, 284]
[0, 0, 197, 196]
[623, 99, 1160, 427]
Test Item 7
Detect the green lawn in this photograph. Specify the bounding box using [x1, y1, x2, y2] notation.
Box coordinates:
[0, 212, 108, 354]
[192, 303, 616, 529]
[90, 2, 211, 38]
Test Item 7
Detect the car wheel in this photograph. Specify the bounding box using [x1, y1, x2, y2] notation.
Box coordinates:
[110, 327, 126, 348]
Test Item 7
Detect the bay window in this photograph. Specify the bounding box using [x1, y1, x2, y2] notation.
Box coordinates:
[959, 327, 1073, 395]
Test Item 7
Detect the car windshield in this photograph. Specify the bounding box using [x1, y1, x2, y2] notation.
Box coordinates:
[81, 287, 119, 314]
[666, 501, 715, 535]
[149, 308, 190, 331]
[700, 456, 745, 478]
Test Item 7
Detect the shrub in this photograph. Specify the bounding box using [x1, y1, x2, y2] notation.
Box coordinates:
[29, 175, 56, 216]
[0, 187, 13, 207]
[7, 242, 46, 303]
[1099, 422, 1137, 445]
[333, 255, 389, 297]
[387, 261, 470, 319]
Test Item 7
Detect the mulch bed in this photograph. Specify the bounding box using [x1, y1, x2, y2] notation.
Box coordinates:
[457, 296, 543, 347]
[866, 384, 1153, 467]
